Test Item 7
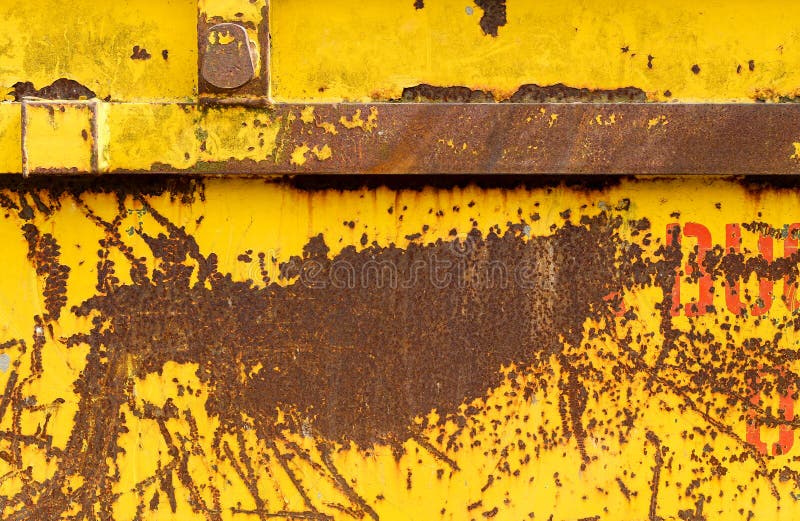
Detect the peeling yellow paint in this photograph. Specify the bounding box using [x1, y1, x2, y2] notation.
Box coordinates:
[290, 144, 310, 165]
[102, 105, 285, 171]
[339, 107, 379, 132]
[105, 104, 196, 171]
[317, 121, 339, 135]
[197, 108, 282, 163]
[790, 142, 800, 160]
[548, 113, 559, 127]
[216, 30, 236, 45]
[300, 106, 315, 124]
[311, 144, 332, 161]
[647, 115, 669, 129]
[592, 114, 617, 126]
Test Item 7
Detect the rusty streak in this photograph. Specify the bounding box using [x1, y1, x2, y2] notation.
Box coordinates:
[647, 431, 663, 521]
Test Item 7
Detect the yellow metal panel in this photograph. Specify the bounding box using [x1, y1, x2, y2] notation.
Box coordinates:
[0, 105, 21, 173]
[0, 177, 798, 519]
[0, 0, 197, 101]
[270, 0, 800, 102]
[105, 103, 197, 171]
[23, 102, 95, 173]
[103, 104, 285, 172]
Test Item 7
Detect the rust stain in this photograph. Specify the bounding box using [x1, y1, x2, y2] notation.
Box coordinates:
[10, 78, 96, 101]
[0, 178, 629, 518]
[1, 177, 800, 518]
[130, 45, 152, 60]
[94, 102, 800, 175]
[397, 83, 646, 103]
[400, 84, 495, 103]
[474, 0, 507, 37]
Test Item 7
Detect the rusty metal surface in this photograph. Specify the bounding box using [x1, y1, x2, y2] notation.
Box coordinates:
[1, 176, 800, 519]
[8, 101, 800, 175]
[197, 3, 269, 98]
[106, 102, 800, 175]
[201, 23, 259, 90]
[10, 100, 800, 175]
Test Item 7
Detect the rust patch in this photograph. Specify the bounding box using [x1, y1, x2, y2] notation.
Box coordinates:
[197, 11, 269, 98]
[507, 84, 646, 103]
[474, 0, 507, 37]
[2, 178, 800, 518]
[400, 84, 495, 103]
[396, 83, 646, 103]
[130, 45, 152, 60]
[10, 78, 96, 101]
[0, 182, 633, 518]
[21, 224, 70, 321]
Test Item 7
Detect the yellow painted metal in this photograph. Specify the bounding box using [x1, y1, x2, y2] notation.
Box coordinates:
[22, 102, 96, 174]
[2, 1, 800, 105]
[0, 177, 799, 519]
[3, 1, 800, 518]
[270, 0, 800, 102]
[0, 0, 197, 102]
[10, 103, 339, 174]
[1, 1, 800, 172]
[0, 104, 21, 173]
[104, 104, 285, 172]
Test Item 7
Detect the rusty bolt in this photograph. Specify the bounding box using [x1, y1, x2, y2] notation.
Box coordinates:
[201, 23, 258, 90]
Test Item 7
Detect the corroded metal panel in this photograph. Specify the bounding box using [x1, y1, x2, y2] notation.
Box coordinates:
[0, 176, 799, 519]
[3, 103, 800, 175]
[4, 1, 800, 175]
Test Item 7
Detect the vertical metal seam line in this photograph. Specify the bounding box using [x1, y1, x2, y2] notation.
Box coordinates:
[20, 100, 28, 178]
[90, 101, 99, 174]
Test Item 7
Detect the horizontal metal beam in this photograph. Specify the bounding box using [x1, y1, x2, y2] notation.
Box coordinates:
[10, 102, 800, 175]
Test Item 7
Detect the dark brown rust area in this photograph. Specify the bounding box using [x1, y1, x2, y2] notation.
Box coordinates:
[397, 83, 646, 103]
[507, 84, 646, 103]
[401, 84, 495, 103]
[3, 189, 636, 519]
[0, 175, 205, 204]
[7, 178, 800, 518]
[10, 78, 96, 101]
[21, 224, 70, 321]
[69, 212, 620, 449]
[474, 0, 507, 37]
[197, 10, 269, 97]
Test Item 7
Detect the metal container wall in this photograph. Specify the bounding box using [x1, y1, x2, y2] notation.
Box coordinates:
[2, 2, 800, 520]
